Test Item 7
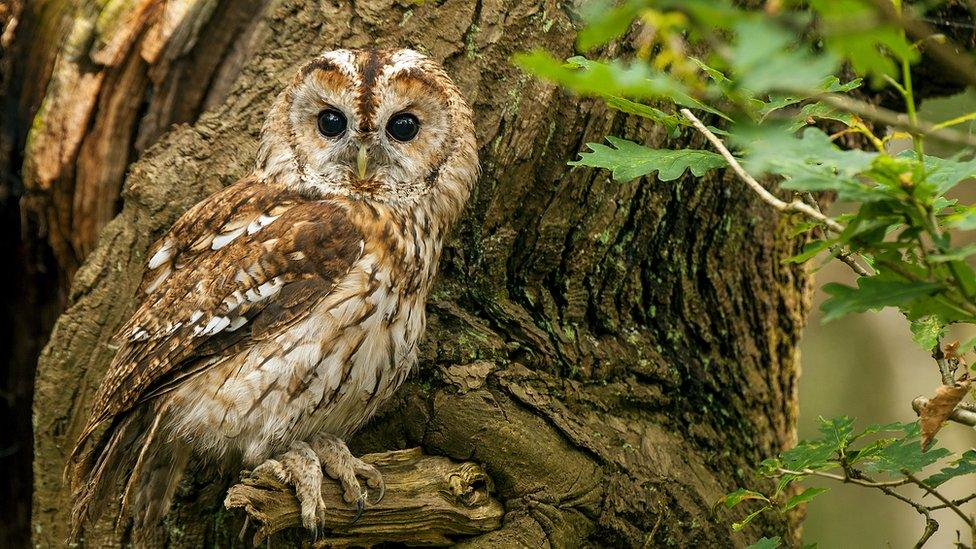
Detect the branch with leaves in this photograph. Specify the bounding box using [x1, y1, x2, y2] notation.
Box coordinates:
[718, 419, 976, 549]
[515, 0, 976, 546]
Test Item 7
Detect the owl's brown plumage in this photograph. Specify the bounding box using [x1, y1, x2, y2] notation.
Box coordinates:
[68, 48, 478, 539]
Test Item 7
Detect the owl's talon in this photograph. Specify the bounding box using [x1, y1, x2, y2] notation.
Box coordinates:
[251, 442, 327, 534]
[310, 433, 385, 518]
[351, 493, 366, 524]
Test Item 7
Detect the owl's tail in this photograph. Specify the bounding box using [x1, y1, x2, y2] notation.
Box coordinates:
[67, 398, 190, 542]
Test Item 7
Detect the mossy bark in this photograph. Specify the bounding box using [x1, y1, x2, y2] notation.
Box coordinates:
[31, 0, 809, 546]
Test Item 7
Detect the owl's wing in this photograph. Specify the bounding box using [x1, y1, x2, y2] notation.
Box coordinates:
[77, 177, 364, 446]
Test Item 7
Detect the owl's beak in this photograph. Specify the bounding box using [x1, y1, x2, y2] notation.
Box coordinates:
[357, 143, 369, 180]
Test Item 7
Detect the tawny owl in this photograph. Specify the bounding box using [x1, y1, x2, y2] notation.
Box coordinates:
[67, 48, 479, 539]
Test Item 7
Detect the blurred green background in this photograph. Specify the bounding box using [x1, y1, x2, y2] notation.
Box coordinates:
[800, 263, 976, 547]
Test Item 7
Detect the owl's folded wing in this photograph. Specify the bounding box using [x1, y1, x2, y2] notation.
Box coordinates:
[76, 177, 364, 446]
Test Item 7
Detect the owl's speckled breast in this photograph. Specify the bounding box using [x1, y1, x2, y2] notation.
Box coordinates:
[167, 203, 439, 465]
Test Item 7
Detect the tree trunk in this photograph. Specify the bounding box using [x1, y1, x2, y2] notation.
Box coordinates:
[30, 0, 809, 546]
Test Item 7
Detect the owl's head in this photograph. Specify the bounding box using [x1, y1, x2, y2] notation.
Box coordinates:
[256, 48, 478, 210]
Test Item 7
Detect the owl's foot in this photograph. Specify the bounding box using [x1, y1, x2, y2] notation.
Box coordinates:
[251, 441, 327, 535]
[309, 432, 385, 522]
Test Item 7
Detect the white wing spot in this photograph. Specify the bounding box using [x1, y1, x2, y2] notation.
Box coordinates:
[148, 241, 174, 269]
[247, 213, 282, 235]
[227, 317, 248, 331]
[212, 227, 247, 250]
[200, 316, 231, 336]
[146, 266, 172, 294]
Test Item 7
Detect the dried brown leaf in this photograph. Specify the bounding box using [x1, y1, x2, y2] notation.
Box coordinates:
[945, 341, 959, 359]
[920, 376, 972, 451]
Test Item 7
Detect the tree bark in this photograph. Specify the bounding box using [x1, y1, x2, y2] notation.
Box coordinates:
[31, 0, 809, 546]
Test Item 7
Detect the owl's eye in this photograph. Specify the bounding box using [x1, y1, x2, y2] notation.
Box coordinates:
[386, 113, 420, 142]
[317, 109, 347, 138]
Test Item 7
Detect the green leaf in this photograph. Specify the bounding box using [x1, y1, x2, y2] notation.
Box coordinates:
[819, 416, 856, 450]
[733, 125, 878, 201]
[600, 95, 683, 131]
[909, 316, 945, 352]
[733, 506, 771, 532]
[748, 537, 782, 549]
[577, 0, 642, 51]
[719, 488, 770, 509]
[690, 56, 731, 84]
[774, 417, 857, 474]
[925, 450, 976, 488]
[945, 207, 976, 231]
[787, 102, 855, 131]
[820, 277, 943, 322]
[784, 487, 829, 511]
[920, 154, 976, 195]
[513, 52, 729, 119]
[571, 137, 726, 181]
[761, 76, 861, 121]
[928, 244, 976, 263]
[783, 240, 833, 264]
[808, 0, 917, 83]
[513, 51, 662, 98]
[730, 18, 838, 94]
[865, 422, 951, 474]
[565, 56, 729, 118]
[821, 75, 863, 93]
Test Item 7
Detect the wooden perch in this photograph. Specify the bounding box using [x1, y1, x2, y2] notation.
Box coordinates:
[224, 448, 504, 546]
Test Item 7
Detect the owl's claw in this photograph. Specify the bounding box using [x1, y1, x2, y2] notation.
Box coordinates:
[351, 492, 366, 524]
[310, 433, 385, 520]
[251, 441, 328, 536]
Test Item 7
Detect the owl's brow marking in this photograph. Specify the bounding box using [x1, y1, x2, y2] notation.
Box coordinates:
[299, 58, 341, 79]
[389, 67, 449, 98]
[356, 49, 388, 132]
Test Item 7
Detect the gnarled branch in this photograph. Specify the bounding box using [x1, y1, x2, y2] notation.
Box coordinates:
[225, 448, 504, 546]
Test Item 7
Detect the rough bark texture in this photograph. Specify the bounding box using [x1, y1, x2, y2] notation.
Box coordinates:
[2, 1, 272, 544]
[31, 0, 809, 547]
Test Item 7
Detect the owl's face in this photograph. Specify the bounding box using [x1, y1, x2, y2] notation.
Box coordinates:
[256, 48, 475, 204]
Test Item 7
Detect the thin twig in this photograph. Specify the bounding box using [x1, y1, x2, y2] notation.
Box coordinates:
[864, 475, 940, 548]
[817, 94, 976, 149]
[959, 402, 976, 413]
[915, 518, 940, 549]
[776, 468, 910, 488]
[904, 470, 976, 546]
[778, 464, 958, 548]
[934, 340, 956, 386]
[869, 478, 939, 548]
[803, 192, 874, 276]
[928, 492, 976, 512]
[835, 250, 872, 277]
[679, 109, 845, 233]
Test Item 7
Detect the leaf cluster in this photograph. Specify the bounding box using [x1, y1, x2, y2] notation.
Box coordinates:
[719, 417, 975, 535]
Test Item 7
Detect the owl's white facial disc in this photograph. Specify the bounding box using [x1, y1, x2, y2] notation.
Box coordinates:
[256, 48, 470, 205]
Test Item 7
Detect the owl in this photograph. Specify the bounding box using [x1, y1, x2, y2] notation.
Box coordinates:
[67, 48, 479, 539]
